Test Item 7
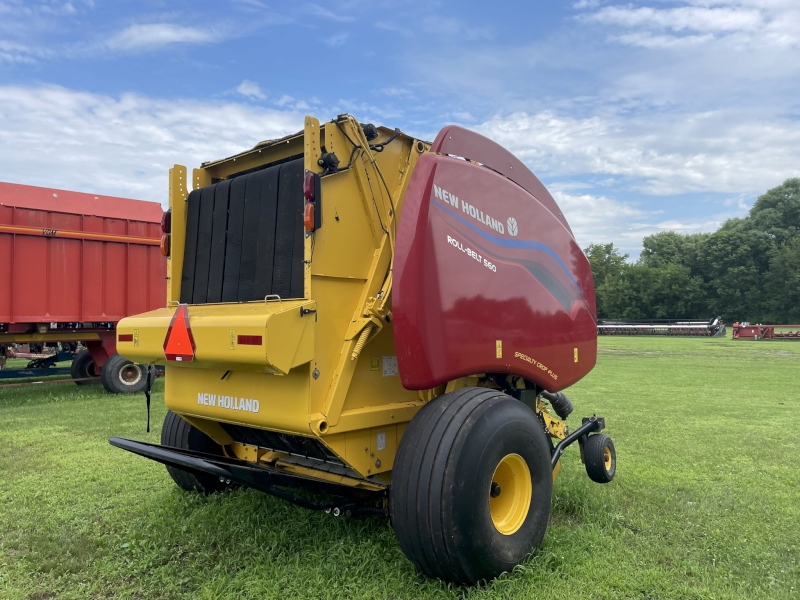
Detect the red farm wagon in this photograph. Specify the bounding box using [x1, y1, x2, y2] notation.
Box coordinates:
[0, 182, 166, 392]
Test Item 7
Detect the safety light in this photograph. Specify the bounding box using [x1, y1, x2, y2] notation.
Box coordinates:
[303, 171, 322, 231]
[304, 203, 315, 232]
[304, 171, 316, 201]
[161, 210, 171, 234]
[160, 234, 170, 256]
[237, 335, 263, 346]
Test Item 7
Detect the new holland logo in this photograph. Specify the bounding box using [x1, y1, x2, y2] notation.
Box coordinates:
[433, 184, 519, 237]
[507, 217, 519, 237]
[197, 393, 260, 413]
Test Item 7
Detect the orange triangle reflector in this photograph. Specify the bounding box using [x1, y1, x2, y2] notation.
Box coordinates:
[163, 304, 196, 362]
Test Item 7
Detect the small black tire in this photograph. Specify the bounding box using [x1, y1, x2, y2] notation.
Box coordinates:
[161, 410, 231, 494]
[390, 387, 552, 585]
[100, 353, 151, 394]
[71, 349, 100, 385]
[584, 434, 616, 483]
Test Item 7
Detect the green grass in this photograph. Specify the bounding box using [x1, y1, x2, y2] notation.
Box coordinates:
[1, 336, 799, 599]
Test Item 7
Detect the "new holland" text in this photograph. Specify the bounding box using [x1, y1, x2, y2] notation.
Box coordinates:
[433, 184, 505, 234]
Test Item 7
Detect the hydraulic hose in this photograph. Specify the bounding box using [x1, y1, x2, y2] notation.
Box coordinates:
[540, 390, 574, 420]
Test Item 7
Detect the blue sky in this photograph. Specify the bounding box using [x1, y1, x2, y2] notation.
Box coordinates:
[1, 0, 798, 256]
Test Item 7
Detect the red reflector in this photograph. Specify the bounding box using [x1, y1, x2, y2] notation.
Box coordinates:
[304, 203, 315, 231]
[163, 304, 196, 362]
[118, 334, 133, 342]
[237, 335, 263, 346]
[161, 210, 171, 234]
[304, 171, 316, 201]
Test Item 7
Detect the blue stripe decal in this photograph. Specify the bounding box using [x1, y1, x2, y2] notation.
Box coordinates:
[431, 200, 582, 293]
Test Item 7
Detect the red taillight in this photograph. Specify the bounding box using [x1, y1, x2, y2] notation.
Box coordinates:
[304, 203, 315, 232]
[118, 334, 133, 342]
[161, 210, 171, 233]
[304, 171, 316, 201]
[237, 335, 263, 346]
[160, 234, 170, 256]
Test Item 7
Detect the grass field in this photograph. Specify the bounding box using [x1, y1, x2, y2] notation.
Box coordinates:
[1, 335, 798, 599]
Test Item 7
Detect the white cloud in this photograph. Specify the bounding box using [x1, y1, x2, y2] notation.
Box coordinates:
[323, 32, 348, 47]
[584, 6, 763, 33]
[552, 190, 655, 249]
[653, 219, 721, 232]
[613, 32, 714, 48]
[475, 110, 800, 197]
[0, 85, 302, 202]
[235, 80, 266, 100]
[0, 40, 48, 63]
[551, 191, 723, 252]
[379, 87, 414, 98]
[305, 3, 355, 23]
[106, 23, 220, 51]
[579, 1, 800, 49]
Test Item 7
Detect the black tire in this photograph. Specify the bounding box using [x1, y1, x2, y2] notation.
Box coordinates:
[390, 388, 552, 585]
[71, 349, 100, 385]
[161, 410, 231, 494]
[100, 352, 150, 394]
[584, 434, 616, 483]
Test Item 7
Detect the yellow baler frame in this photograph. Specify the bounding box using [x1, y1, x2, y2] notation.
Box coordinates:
[119, 115, 433, 481]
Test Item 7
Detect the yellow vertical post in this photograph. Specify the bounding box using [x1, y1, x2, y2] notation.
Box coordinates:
[167, 165, 188, 304]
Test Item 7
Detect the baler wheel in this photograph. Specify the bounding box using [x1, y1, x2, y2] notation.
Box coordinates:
[70, 349, 100, 385]
[161, 410, 233, 494]
[583, 434, 616, 483]
[390, 387, 552, 585]
[100, 353, 152, 394]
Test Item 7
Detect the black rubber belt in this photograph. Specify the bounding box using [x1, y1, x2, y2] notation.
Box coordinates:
[271, 160, 299, 299]
[180, 189, 202, 304]
[253, 165, 281, 300]
[206, 180, 231, 303]
[237, 171, 263, 302]
[285, 159, 305, 299]
[222, 175, 247, 303]
[192, 184, 216, 304]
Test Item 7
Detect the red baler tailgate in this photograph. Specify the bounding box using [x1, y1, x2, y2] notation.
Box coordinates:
[393, 153, 597, 392]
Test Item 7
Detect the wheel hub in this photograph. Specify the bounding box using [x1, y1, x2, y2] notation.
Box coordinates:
[488, 453, 532, 535]
[119, 364, 143, 386]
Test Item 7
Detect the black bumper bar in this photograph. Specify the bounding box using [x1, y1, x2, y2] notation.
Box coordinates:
[109, 437, 382, 511]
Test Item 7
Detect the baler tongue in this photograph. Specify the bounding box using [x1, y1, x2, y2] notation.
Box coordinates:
[163, 304, 196, 362]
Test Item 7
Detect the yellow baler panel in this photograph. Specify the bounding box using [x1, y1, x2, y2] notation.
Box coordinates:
[117, 300, 315, 374]
[165, 364, 311, 436]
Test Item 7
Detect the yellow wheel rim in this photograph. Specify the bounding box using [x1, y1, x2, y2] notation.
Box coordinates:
[488, 453, 532, 536]
[604, 446, 613, 471]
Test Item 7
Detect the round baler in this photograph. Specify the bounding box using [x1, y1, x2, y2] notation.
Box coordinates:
[110, 115, 615, 585]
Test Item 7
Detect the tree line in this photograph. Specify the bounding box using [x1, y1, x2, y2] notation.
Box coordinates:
[584, 178, 800, 324]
